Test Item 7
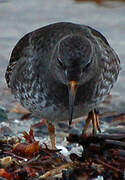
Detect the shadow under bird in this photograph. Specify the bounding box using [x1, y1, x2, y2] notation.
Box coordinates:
[5, 22, 120, 149]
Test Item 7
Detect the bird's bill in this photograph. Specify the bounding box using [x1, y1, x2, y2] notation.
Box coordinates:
[68, 80, 78, 127]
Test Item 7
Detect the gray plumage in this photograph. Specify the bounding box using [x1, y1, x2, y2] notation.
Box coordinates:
[5, 22, 120, 124]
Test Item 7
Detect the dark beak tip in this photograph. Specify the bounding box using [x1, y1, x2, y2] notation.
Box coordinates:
[68, 124, 71, 130]
[69, 119, 72, 126]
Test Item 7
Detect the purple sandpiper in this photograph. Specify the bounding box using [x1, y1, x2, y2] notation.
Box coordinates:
[5, 22, 120, 149]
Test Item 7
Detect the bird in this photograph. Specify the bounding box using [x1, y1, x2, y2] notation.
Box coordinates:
[5, 22, 120, 149]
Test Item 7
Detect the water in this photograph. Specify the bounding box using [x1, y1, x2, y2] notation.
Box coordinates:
[0, 0, 125, 134]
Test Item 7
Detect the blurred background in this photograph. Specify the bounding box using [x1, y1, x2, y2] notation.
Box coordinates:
[0, 0, 125, 136]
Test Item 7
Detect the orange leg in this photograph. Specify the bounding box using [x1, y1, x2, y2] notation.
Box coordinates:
[91, 110, 97, 135]
[95, 111, 101, 133]
[48, 123, 56, 150]
[82, 111, 92, 134]
[83, 109, 101, 135]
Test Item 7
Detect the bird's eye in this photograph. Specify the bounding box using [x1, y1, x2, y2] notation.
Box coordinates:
[85, 59, 92, 68]
[82, 59, 92, 72]
[86, 61, 91, 68]
[57, 58, 66, 70]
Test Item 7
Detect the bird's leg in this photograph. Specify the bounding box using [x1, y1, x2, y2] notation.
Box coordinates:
[82, 111, 92, 134]
[95, 109, 101, 133]
[91, 109, 97, 135]
[82, 109, 101, 135]
[48, 123, 56, 150]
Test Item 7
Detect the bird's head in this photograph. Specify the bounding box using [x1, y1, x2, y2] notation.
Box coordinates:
[51, 34, 96, 126]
